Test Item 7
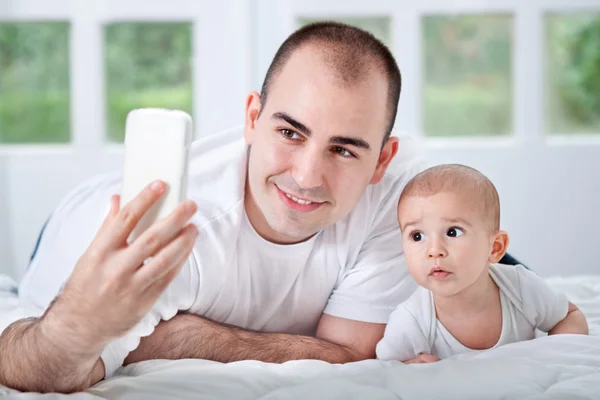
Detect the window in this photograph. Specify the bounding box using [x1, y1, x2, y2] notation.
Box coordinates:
[105, 22, 193, 142]
[0, 22, 70, 144]
[545, 13, 600, 135]
[298, 17, 392, 49]
[422, 15, 513, 137]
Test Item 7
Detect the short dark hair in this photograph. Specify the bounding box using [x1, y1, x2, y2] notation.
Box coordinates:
[259, 21, 402, 143]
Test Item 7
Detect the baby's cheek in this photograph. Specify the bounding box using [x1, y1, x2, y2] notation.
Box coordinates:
[405, 250, 426, 283]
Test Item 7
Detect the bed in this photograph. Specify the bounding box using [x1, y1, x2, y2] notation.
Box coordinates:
[1, 274, 599, 399]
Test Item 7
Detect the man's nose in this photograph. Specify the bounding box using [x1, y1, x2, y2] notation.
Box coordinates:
[292, 148, 324, 190]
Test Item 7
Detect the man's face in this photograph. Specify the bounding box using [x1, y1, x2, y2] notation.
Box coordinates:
[243, 46, 398, 244]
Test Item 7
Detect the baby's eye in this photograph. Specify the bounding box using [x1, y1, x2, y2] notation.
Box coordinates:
[411, 232, 423, 242]
[447, 227, 464, 238]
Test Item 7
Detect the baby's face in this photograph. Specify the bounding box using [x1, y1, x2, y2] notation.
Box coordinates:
[398, 191, 495, 298]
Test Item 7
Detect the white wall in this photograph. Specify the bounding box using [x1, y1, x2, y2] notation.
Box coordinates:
[0, 157, 13, 276]
[0, 0, 251, 279]
[253, 0, 600, 278]
[424, 143, 600, 277]
[0, 0, 599, 280]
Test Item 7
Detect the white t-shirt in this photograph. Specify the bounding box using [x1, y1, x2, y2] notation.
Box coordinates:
[18, 126, 425, 377]
[375, 264, 570, 361]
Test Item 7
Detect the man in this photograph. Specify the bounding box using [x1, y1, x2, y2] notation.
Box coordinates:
[0, 22, 424, 392]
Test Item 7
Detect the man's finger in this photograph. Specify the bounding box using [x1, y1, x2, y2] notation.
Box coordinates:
[85, 195, 121, 261]
[94, 195, 120, 237]
[143, 252, 189, 302]
[96, 181, 166, 252]
[122, 200, 197, 270]
[134, 223, 198, 288]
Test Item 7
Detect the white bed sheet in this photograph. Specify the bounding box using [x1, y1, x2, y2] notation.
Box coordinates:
[1, 274, 599, 400]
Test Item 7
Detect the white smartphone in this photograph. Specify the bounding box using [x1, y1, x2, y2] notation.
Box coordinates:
[120, 108, 193, 242]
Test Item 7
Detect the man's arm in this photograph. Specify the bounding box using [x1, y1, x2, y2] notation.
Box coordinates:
[0, 315, 103, 393]
[548, 302, 589, 335]
[125, 313, 384, 365]
[0, 181, 198, 393]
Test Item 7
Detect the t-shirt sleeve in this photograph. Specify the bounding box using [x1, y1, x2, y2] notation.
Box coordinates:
[100, 255, 199, 378]
[0, 279, 43, 336]
[18, 173, 119, 311]
[516, 266, 569, 332]
[376, 304, 430, 361]
[322, 223, 416, 323]
[322, 153, 424, 324]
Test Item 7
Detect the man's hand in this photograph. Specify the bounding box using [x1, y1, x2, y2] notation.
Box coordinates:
[0, 180, 198, 393]
[403, 354, 440, 364]
[47, 180, 199, 351]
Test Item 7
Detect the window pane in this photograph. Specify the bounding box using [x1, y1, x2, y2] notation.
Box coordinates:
[298, 17, 391, 49]
[0, 22, 70, 144]
[423, 15, 512, 137]
[105, 23, 193, 142]
[546, 13, 600, 134]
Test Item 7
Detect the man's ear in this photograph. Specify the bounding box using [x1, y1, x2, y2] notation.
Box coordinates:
[243, 91, 261, 145]
[370, 136, 399, 185]
[489, 230, 510, 264]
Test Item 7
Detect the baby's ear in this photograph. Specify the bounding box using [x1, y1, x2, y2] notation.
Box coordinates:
[489, 230, 510, 264]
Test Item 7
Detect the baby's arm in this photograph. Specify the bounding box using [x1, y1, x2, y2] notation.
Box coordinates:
[516, 266, 588, 335]
[549, 302, 589, 335]
[376, 305, 432, 362]
[403, 353, 440, 364]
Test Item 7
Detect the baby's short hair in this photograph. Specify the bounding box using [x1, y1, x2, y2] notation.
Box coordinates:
[399, 164, 501, 231]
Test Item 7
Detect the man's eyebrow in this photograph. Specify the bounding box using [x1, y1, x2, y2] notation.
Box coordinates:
[271, 112, 371, 151]
[271, 112, 371, 152]
[330, 136, 371, 152]
[271, 112, 311, 136]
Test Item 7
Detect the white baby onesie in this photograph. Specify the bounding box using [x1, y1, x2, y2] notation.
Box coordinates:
[376, 264, 570, 361]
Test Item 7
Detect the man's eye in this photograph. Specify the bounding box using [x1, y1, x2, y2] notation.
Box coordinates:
[411, 232, 423, 242]
[280, 129, 301, 140]
[333, 147, 353, 158]
[447, 227, 464, 238]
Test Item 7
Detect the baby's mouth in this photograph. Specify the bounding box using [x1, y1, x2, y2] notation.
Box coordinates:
[429, 266, 452, 278]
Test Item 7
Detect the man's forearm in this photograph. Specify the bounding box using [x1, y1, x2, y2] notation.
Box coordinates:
[0, 317, 101, 393]
[125, 313, 364, 365]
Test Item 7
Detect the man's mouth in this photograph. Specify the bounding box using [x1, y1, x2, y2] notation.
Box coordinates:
[276, 186, 324, 213]
[284, 192, 315, 205]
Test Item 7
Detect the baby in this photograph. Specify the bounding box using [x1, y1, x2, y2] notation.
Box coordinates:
[376, 164, 588, 363]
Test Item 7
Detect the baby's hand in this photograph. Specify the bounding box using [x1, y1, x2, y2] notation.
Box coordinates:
[403, 353, 440, 364]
